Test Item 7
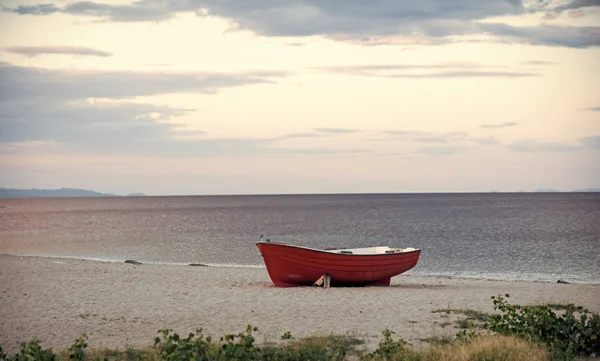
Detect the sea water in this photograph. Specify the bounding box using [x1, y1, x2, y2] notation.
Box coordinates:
[1, 193, 598, 284]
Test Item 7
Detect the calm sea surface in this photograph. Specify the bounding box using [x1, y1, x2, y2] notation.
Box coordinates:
[0, 193, 598, 284]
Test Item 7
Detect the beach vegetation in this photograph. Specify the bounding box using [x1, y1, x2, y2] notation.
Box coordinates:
[361, 329, 418, 360]
[67, 335, 88, 361]
[0, 332, 549, 361]
[425, 334, 547, 361]
[2, 295, 599, 361]
[487, 294, 600, 360]
[419, 335, 454, 346]
[431, 295, 600, 360]
[262, 333, 364, 361]
[1, 340, 56, 361]
[432, 308, 491, 323]
[0, 329, 553, 361]
[432, 308, 491, 330]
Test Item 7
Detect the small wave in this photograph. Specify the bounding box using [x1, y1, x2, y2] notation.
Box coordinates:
[405, 270, 600, 285]
[4, 253, 596, 284]
[3, 253, 265, 269]
[202, 263, 265, 269]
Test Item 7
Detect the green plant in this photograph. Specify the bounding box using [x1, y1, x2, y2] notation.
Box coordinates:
[432, 308, 490, 323]
[4, 340, 56, 361]
[454, 329, 480, 343]
[362, 329, 418, 361]
[217, 325, 259, 361]
[154, 328, 215, 361]
[153, 325, 263, 361]
[488, 294, 600, 359]
[424, 335, 548, 361]
[263, 334, 362, 361]
[280, 331, 293, 340]
[432, 308, 491, 330]
[419, 335, 454, 346]
[456, 319, 472, 329]
[67, 335, 88, 361]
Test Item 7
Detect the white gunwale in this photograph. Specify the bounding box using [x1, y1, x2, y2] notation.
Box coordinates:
[257, 241, 420, 256]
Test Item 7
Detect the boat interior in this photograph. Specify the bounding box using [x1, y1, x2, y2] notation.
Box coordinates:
[325, 246, 417, 255]
[257, 236, 417, 255]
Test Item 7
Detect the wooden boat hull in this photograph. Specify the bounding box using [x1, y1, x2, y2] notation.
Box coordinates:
[256, 242, 421, 287]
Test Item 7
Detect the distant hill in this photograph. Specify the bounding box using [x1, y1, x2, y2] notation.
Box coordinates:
[534, 188, 600, 193]
[0, 188, 145, 199]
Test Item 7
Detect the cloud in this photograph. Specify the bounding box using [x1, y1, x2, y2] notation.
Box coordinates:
[0, 98, 196, 144]
[4, 46, 113, 57]
[579, 136, 600, 150]
[271, 147, 369, 156]
[0, 62, 366, 158]
[555, 0, 600, 11]
[507, 136, 600, 153]
[414, 145, 470, 156]
[284, 42, 306, 47]
[382, 130, 469, 143]
[478, 23, 600, 48]
[394, 71, 537, 78]
[4, 3, 60, 15]
[313, 128, 358, 134]
[542, 12, 561, 19]
[470, 136, 499, 145]
[1, 1, 526, 23]
[0, 63, 366, 158]
[2, 62, 363, 158]
[268, 132, 327, 141]
[317, 63, 539, 78]
[567, 10, 586, 18]
[0, 99, 368, 157]
[586, 106, 600, 111]
[374, 129, 499, 153]
[0, 62, 286, 101]
[481, 121, 520, 129]
[267, 128, 359, 142]
[520, 60, 559, 65]
[4, 0, 600, 48]
[507, 139, 580, 152]
[536, 0, 599, 19]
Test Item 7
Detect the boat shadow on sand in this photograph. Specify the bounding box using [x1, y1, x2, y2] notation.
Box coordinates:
[232, 281, 447, 290]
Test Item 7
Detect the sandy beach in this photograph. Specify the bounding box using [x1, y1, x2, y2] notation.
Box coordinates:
[1, 254, 599, 354]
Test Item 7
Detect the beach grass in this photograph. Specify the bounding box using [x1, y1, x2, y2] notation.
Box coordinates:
[431, 308, 491, 322]
[4, 294, 598, 361]
[2, 332, 550, 361]
[419, 335, 548, 361]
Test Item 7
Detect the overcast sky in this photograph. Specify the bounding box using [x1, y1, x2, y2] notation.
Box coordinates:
[0, 0, 599, 195]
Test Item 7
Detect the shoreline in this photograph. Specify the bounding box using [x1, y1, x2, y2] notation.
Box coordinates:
[1, 253, 597, 285]
[1, 254, 599, 354]
[0, 253, 267, 270]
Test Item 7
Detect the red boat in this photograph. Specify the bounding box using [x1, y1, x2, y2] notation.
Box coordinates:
[256, 239, 421, 287]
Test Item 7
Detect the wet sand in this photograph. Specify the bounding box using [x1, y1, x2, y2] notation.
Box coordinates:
[1, 254, 599, 353]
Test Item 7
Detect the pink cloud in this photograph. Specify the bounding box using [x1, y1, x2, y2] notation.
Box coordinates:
[542, 12, 560, 20]
[568, 10, 586, 18]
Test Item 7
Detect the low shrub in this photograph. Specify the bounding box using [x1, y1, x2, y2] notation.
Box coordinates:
[153, 325, 362, 361]
[1, 340, 56, 361]
[488, 294, 600, 359]
[423, 334, 547, 361]
[361, 329, 419, 361]
[4, 292, 599, 361]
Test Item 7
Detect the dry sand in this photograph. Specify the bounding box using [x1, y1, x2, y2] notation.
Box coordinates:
[1, 254, 599, 353]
